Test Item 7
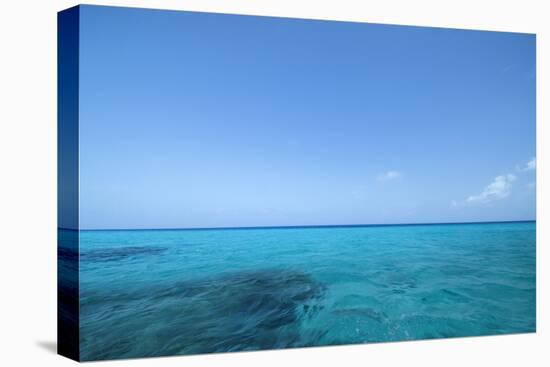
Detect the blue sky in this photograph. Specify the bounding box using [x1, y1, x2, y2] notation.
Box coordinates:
[78, 5, 536, 229]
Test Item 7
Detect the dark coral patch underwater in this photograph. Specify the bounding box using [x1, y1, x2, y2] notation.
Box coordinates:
[79, 268, 326, 360]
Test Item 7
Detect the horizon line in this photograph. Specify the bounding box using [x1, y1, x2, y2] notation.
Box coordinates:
[59, 219, 536, 232]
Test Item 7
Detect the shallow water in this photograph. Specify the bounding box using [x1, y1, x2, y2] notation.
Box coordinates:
[66, 221, 535, 360]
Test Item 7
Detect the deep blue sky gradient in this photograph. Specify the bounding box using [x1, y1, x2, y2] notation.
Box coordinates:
[78, 6, 536, 229]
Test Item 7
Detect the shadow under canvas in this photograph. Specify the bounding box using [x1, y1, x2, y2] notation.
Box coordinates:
[36, 340, 57, 354]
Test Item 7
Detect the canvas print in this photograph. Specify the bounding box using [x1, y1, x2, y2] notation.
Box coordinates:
[58, 5, 536, 362]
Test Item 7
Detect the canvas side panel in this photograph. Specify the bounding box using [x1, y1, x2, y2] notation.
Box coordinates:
[57, 5, 80, 362]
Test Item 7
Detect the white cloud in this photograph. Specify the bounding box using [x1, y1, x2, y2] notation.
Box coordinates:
[453, 157, 534, 209]
[518, 157, 536, 172]
[377, 170, 401, 181]
[526, 157, 536, 171]
[466, 174, 516, 204]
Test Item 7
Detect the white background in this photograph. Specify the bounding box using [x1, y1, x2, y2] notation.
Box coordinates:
[0, 0, 547, 365]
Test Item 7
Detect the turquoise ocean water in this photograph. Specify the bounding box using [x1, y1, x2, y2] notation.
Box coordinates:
[67, 221, 535, 360]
